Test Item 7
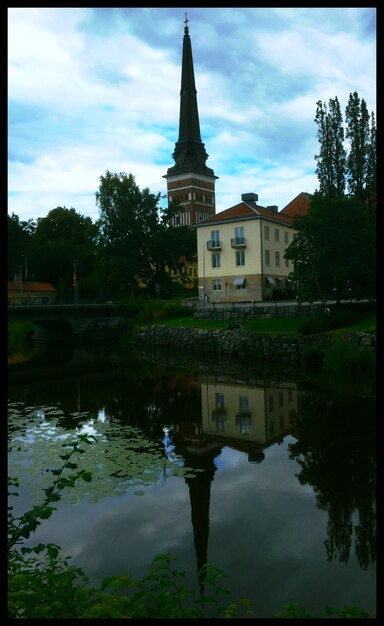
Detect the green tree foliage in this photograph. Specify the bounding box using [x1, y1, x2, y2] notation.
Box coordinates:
[95, 171, 196, 298]
[345, 92, 373, 200]
[285, 192, 376, 303]
[286, 92, 376, 303]
[29, 207, 98, 298]
[7, 213, 36, 280]
[314, 96, 346, 196]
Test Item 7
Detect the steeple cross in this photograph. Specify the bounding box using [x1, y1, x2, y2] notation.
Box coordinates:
[184, 13, 189, 29]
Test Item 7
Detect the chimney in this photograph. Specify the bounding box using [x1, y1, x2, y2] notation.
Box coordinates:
[241, 193, 258, 204]
[267, 205, 278, 214]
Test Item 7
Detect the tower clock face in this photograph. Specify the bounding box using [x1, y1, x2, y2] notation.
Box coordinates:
[177, 153, 185, 165]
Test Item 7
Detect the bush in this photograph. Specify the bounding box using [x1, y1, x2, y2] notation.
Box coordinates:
[122, 297, 190, 324]
[323, 339, 376, 376]
[298, 310, 358, 335]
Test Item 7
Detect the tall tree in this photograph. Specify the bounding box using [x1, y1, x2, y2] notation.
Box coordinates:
[345, 92, 372, 200]
[95, 171, 197, 299]
[314, 97, 346, 197]
[95, 171, 161, 297]
[285, 92, 376, 303]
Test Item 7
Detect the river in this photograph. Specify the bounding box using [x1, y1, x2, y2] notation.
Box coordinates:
[8, 340, 376, 618]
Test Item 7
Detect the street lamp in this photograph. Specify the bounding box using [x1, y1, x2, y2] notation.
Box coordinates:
[73, 259, 78, 305]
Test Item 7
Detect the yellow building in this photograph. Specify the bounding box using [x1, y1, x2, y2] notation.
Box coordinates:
[196, 192, 310, 303]
[8, 272, 57, 305]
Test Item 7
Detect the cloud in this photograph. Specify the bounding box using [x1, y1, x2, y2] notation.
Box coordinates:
[8, 7, 376, 222]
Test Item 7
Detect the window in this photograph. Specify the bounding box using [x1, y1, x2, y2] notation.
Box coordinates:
[234, 277, 246, 290]
[215, 414, 225, 432]
[268, 396, 274, 411]
[236, 250, 245, 266]
[285, 258, 289, 268]
[239, 416, 250, 435]
[235, 226, 245, 245]
[213, 279, 221, 291]
[268, 421, 275, 436]
[212, 253, 220, 268]
[275, 251, 280, 267]
[215, 393, 224, 408]
[239, 395, 249, 411]
[275, 228, 280, 242]
[211, 229, 220, 246]
[265, 276, 275, 288]
[284, 231, 289, 244]
[264, 225, 270, 240]
[279, 391, 284, 407]
[265, 249, 270, 265]
[279, 415, 284, 429]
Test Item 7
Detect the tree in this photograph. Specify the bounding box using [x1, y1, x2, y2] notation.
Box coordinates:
[95, 171, 197, 299]
[345, 92, 373, 200]
[7, 214, 36, 280]
[285, 192, 375, 304]
[285, 92, 376, 303]
[314, 96, 346, 196]
[29, 207, 98, 299]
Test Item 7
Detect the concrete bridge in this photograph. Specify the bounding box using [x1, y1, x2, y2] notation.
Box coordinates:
[8, 303, 125, 342]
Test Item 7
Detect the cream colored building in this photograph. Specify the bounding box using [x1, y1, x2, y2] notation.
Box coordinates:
[196, 192, 309, 303]
[201, 374, 298, 445]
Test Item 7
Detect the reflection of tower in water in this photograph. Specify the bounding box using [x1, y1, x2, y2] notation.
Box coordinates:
[171, 373, 298, 595]
[172, 425, 221, 595]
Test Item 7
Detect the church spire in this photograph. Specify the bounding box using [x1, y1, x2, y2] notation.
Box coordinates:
[163, 14, 217, 227]
[168, 14, 214, 176]
[178, 12, 202, 144]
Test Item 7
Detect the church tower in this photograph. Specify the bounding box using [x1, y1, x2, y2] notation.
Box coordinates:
[164, 14, 218, 227]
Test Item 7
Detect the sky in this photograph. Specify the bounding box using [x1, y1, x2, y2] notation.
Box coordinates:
[8, 7, 376, 224]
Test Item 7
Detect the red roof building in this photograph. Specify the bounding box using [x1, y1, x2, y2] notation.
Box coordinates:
[8, 273, 57, 305]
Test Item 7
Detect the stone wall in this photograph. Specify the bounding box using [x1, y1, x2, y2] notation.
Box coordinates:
[193, 301, 323, 320]
[135, 326, 376, 364]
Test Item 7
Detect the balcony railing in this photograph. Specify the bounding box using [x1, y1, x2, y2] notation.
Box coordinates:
[231, 237, 246, 248]
[207, 240, 221, 251]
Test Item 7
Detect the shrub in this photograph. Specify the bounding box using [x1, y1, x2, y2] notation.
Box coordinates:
[323, 339, 376, 376]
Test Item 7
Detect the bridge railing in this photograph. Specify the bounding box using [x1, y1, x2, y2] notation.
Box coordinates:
[8, 297, 116, 306]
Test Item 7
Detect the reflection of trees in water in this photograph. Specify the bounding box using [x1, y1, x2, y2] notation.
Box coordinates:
[9, 357, 202, 448]
[289, 391, 376, 569]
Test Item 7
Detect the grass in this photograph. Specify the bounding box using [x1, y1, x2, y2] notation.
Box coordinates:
[147, 313, 376, 335]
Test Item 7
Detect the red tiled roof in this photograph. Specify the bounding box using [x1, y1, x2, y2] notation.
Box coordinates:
[280, 192, 311, 217]
[196, 202, 293, 227]
[8, 281, 56, 292]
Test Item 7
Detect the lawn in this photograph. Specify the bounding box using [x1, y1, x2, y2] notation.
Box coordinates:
[150, 313, 376, 335]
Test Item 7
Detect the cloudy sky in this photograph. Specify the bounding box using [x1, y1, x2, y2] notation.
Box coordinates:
[8, 7, 376, 224]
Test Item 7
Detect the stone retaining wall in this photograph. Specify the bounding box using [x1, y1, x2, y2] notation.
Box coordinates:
[194, 301, 323, 320]
[136, 326, 376, 364]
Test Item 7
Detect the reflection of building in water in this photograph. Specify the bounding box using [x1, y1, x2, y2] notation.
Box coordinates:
[171, 373, 298, 596]
[201, 374, 298, 451]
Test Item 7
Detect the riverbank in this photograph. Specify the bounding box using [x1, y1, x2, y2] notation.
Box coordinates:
[135, 325, 376, 364]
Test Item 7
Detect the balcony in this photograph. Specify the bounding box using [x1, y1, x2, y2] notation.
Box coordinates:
[231, 237, 246, 248]
[207, 240, 221, 251]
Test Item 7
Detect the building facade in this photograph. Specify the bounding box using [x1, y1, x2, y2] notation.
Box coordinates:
[196, 192, 310, 303]
[8, 272, 57, 305]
